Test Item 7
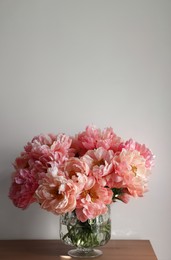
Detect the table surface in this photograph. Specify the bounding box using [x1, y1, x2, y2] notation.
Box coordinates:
[0, 239, 157, 260]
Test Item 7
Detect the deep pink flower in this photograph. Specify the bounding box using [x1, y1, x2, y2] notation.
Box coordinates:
[13, 133, 73, 176]
[9, 133, 73, 209]
[96, 127, 122, 151]
[25, 133, 73, 166]
[14, 154, 29, 169]
[71, 126, 100, 156]
[9, 169, 39, 209]
[71, 126, 122, 156]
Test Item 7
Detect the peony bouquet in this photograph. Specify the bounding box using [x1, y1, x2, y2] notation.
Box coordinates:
[9, 126, 154, 222]
[9, 126, 154, 251]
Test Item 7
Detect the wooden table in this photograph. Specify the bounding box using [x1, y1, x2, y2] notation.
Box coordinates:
[0, 240, 157, 260]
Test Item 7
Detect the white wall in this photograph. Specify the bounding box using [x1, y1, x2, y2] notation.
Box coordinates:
[0, 1, 170, 259]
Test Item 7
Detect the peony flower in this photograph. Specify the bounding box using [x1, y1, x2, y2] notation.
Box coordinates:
[13, 133, 73, 177]
[9, 169, 39, 209]
[96, 127, 122, 152]
[14, 154, 29, 169]
[63, 157, 89, 192]
[76, 180, 113, 222]
[24, 133, 73, 167]
[35, 165, 77, 215]
[109, 149, 150, 197]
[119, 139, 154, 169]
[81, 147, 114, 186]
[71, 125, 100, 156]
[71, 126, 122, 156]
[9, 133, 73, 209]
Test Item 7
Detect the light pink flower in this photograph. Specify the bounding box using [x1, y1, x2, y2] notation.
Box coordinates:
[109, 149, 150, 197]
[35, 166, 77, 215]
[76, 181, 113, 222]
[81, 147, 114, 186]
[9, 169, 39, 209]
[119, 139, 154, 169]
[64, 157, 89, 192]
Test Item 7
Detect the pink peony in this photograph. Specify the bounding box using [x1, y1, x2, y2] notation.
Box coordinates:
[81, 147, 114, 186]
[71, 125, 100, 156]
[24, 133, 73, 167]
[14, 133, 73, 176]
[9, 169, 39, 209]
[63, 157, 89, 192]
[76, 180, 113, 222]
[96, 127, 122, 152]
[9, 133, 73, 208]
[109, 149, 150, 197]
[119, 139, 154, 169]
[35, 165, 77, 215]
[71, 126, 122, 156]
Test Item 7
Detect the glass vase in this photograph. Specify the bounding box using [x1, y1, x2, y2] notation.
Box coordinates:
[60, 206, 111, 258]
